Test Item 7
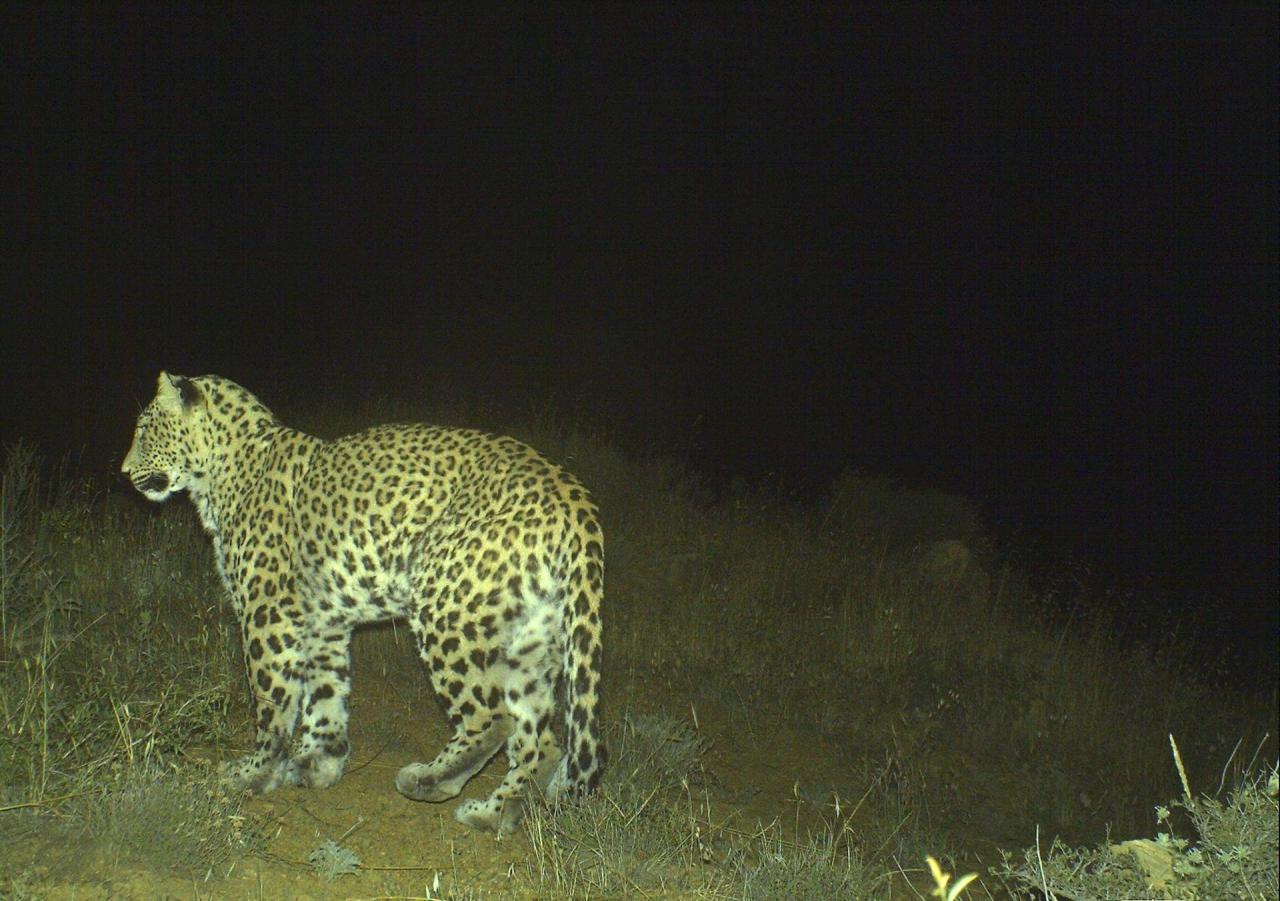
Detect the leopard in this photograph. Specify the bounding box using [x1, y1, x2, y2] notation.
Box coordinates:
[121, 372, 605, 835]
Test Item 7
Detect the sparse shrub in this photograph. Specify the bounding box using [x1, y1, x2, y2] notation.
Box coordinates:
[727, 817, 880, 900]
[76, 763, 263, 879]
[822, 468, 986, 553]
[525, 713, 727, 897]
[528, 784, 730, 897]
[995, 755, 1279, 899]
[527, 712, 915, 899]
[308, 838, 362, 882]
[609, 712, 709, 798]
[1, 442, 243, 884]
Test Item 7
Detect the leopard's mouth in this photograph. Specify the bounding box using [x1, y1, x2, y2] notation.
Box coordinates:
[133, 472, 171, 497]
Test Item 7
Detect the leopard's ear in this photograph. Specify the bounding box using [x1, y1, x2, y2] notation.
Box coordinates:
[157, 371, 201, 408]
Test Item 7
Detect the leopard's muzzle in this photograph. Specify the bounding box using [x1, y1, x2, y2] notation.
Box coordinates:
[135, 473, 170, 494]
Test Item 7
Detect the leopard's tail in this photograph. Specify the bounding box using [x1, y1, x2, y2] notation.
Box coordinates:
[552, 516, 606, 798]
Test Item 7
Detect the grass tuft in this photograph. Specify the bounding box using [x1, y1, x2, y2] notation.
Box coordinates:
[525, 714, 729, 897]
[76, 763, 264, 879]
[725, 817, 879, 900]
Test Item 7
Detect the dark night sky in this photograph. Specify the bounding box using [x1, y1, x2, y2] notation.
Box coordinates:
[2, 5, 1276, 662]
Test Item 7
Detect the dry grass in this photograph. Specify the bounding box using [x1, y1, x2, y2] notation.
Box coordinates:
[0, 443, 252, 886]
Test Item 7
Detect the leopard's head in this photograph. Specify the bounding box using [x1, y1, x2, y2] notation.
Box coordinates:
[122, 372, 210, 501]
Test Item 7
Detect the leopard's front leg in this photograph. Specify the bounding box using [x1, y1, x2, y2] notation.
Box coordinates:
[220, 602, 306, 793]
[290, 628, 354, 789]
